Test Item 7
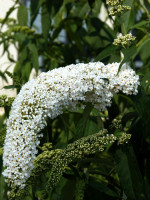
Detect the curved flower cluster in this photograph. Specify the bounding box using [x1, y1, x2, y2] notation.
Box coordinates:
[3, 62, 139, 188]
[47, 129, 116, 189]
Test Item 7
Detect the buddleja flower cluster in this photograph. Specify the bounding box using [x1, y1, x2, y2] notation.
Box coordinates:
[113, 33, 136, 48]
[106, 0, 124, 6]
[3, 62, 139, 189]
[47, 129, 119, 190]
[8, 130, 131, 200]
[107, 0, 131, 16]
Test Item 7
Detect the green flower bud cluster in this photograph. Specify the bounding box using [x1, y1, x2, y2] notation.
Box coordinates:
[7, 97, 15, 107]
[112, 118, 122, 129]
[113, 33, 136, 48]
[109, 5, 131, 16]
[46, 129, 124, 190]
[0, 95, 15, 108]
[41, 142, 53, 151]
[8, 185, 30, 200]
[118, 132, 131, 144]
[0, 95, 7, 107]
[107, 0, 131, 16]
[31, 148, 62, 181]
[108, 116, 131, 143]
[0, 18, 16, 25]
[0, 125, 6, 155]
[0, 95, 7, 100]
[75, 179, 86, 200]
[4, 26, 35, 36]
[106, 0, 124, 6]
[7, 129, 131, 200]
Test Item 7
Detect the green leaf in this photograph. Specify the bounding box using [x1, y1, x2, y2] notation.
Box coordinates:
[64, 20, 84, 54]
[17, 4, 28, 26]
[118, 94, 135, 107]
[95, 45, 118, 61]
[88, 0, 96, 9]
[53, 1, 68, 28]
[92, 0, 102, 17]
[71, 0, 91, 18]
[88, 153, 115, 174]
[28, 43, 39, 73]
[133, 94, 150, 140]
[0, 114, 6, 128]
[1, 5, 17, 28]
[3, 85, 20, 89]
[139, 0, 149, 15]
[121, 111, 138, 126]
[138, 37, 150, 62]
[138, 36, 150, 50]
[130, 20, 150, 29]
[140, 72, 150, 94]
[84, 117, 101, 137]
[0, 173, 7, 200]
[41, 1, 51, 40]
[118, 46, 137, 71]
[61, 180, 76, 200]
[30, 0, 42, 27]
[22, 62, 32, 82]
[115, 145, 145, 200]
[89, 181, 119, 198]
[75, 103, 93, 139]
[120, 0, 135, 32]
[41, 0, 63, 40]
[0, 71, 8, 83]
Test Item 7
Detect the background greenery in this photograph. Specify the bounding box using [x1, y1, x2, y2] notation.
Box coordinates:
[0, 0, 150, 199]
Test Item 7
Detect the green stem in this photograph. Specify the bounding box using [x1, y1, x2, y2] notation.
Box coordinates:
[61, 116, 75, 135]
[122, 23, 127, 35]
[136, 34, 148, 48]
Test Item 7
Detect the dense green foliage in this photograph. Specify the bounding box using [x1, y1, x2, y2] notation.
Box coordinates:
[1, 0, 150, 199]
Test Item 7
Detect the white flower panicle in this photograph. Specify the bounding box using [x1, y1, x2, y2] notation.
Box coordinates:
[3, 62, 140, 188]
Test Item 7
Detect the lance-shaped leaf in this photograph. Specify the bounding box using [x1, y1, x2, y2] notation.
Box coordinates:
[115, 145, 145, 200]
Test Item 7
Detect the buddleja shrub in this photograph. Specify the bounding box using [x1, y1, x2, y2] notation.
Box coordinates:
[0, 0, 150, 200]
